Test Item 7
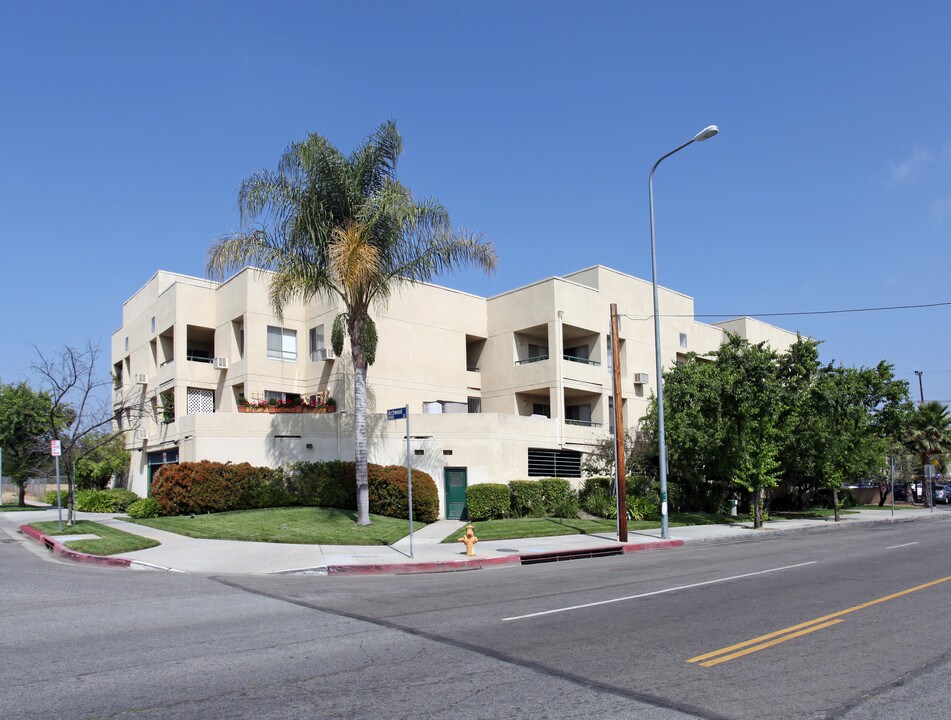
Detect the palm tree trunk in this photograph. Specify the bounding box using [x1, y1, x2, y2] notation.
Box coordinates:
[353, 355, 370, 526]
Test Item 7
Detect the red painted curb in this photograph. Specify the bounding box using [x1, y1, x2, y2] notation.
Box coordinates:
[19, 524, 133, 569]
[327, 554, 521, 575]
[621, 539, 685, 552]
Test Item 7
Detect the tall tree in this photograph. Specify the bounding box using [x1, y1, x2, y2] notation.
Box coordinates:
[32, 341, 143, 524]
[905, 400, 951, 507]
[208, 121, 497, 525]
[0, 381, 61, 505]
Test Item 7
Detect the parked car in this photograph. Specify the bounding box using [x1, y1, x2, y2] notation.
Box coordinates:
[935, 484, 951, 504]
[893, 484, 909, 501]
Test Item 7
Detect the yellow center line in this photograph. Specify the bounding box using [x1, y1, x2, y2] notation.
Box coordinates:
[688, 575, 951, 667]
[698, 620, 844, 667]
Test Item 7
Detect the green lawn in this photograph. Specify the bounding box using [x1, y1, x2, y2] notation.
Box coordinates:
[0, 505, 53, 512]
[441, 512, 740, 543]
[30, 520, 160, 556]
[771, 508, 860, 520]
[127, 506, 414, 545]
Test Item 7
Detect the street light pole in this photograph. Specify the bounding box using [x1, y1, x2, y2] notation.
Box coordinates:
[649, 125, 718, 540]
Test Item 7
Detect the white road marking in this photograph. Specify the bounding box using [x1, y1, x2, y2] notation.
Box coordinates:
[885, 542, 919, 550]
[502, 561, 818, 622]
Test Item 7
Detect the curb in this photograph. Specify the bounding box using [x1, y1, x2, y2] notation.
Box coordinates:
[18, 512, 950, 576]
[280, 540, 686, 576]
[19, 524, 134, 570]
[674, 511, 951, 549]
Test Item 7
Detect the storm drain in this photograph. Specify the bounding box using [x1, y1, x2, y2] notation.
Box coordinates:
[520, 546, 624, 565]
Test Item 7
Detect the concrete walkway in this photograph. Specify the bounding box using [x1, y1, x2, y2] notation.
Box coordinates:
[3, 505, 950, 576]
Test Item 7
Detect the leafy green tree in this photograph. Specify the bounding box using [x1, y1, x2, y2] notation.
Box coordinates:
[641, 335, 782, 525]
[904, 400, 951, 507]
[74, 432, 130, 490]
[0, 381, 60, 505]
[208, 121, 496, 525]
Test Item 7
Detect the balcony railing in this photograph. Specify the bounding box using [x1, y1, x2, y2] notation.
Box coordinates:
[565, 419, 602, 427]
[563, 354, 600, 366]
[515, 354, 549, 365]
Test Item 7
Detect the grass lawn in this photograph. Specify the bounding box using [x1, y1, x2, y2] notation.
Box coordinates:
[127, 506, 414, 545]
[441, 512, 739, 543]
[0, 505, 53, 512]
[30, 520, 160, 556]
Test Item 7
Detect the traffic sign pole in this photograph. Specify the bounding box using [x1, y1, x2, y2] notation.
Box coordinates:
[51, 440, 63, 530]
[405, 405, 413, 559]
[387, 406, 414, 558]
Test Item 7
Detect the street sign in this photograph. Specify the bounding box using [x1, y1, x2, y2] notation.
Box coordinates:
[50, 440, 61, 457]
[387, 407, 407, 421]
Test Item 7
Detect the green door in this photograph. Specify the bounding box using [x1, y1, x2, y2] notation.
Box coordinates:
[444, 467, 468, 520]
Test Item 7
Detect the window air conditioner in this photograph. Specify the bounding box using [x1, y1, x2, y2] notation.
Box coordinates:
[314, 348, 336, 361]
[134, 373, 148, 385]
[633, 373, 649, 385]
[134, 428, 148, 441]
[213, 357, 229, 370]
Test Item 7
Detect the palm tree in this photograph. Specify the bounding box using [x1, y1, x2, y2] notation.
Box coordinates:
[905, 400, 951, 507]
[207, 121, 497, 525]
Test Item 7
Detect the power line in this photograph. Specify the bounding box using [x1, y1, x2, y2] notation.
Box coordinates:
[677, 300, 951, 319]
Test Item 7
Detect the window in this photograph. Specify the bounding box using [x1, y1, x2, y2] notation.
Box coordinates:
[679, 333, 688, 349]
[265, 390, 301, 404]
[124, 336, 129, 351]
[565, 404, 593, 426]
[150, 316, 156, 334]
[532, 403, 551, 418]
[528, 343, 549, 360]
[309, 325, 325, 360]
[467, 396, 481, 414]
[528, 448, 582, 478]
[267, 326, 297, 361]
[564, 345, 589, 360]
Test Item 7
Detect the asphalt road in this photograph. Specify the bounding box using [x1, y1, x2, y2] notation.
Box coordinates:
[4, 518, 951, 719]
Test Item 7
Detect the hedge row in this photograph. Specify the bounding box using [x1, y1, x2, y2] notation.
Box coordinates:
[44, 488, 141, 513]
[152, 461, 290, 515]
[150, 460, 439, 523]
[466, 478, 578, 520]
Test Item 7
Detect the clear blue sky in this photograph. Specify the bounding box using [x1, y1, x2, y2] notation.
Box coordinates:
[2, 1, 950, 404]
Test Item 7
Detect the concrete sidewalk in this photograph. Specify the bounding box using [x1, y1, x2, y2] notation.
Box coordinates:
[4, 505, 950, 576]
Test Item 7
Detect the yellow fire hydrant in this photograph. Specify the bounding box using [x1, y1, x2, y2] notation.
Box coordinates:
[457, 524, 478, 557]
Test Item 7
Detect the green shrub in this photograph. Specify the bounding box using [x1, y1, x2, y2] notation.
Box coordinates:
[282, 461, 354, 508]
[74, 489, 120, 513]
[581, 487, 616, 519]
[107, 488, 140, 511]
[509, 480, 545, 517]
[466, 483, 510, 520]
[368, 465, 439, 524]
[151, 461, 290, 515]
[44, 490, 61, 506]
[580, 477, 613, 503]
[540, 478, 574, 514]
[126, 497, 161, 519]
[627, 495, 658, 522]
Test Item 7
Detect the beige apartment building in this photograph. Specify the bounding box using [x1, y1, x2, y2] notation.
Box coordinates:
[112, 265, 798, 518]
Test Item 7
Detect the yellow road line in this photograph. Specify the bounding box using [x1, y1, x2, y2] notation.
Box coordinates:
[698, 620, 844, 667]
[688, 575, 951, 667]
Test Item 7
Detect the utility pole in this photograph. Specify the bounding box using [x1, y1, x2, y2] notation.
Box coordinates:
[913, 370, 931, 507]
[610, 304, 627, 542]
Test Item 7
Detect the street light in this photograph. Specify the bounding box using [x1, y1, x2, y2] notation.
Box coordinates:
[649, 124, 718, 540]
